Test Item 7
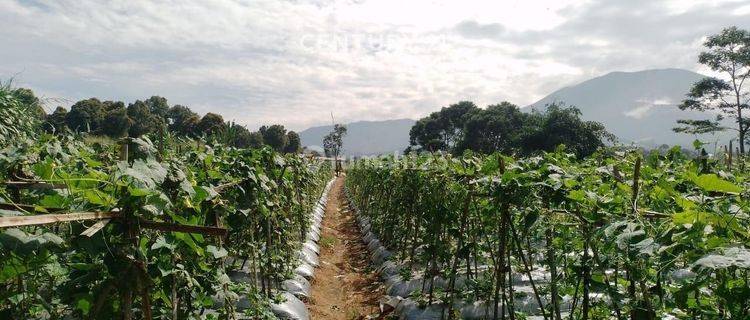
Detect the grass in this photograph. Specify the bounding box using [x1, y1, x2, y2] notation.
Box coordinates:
[320, 235, 336, 249]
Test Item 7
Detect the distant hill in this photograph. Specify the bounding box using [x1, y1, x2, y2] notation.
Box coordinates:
[528, 68, 731, 147]
[299, 119, 415, 157]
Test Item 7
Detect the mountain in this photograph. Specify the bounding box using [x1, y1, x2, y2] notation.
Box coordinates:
[299, 119, 415, 157]
[528, 68, 730, 147]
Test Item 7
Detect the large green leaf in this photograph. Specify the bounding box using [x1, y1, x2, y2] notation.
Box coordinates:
[691, 174, 743, 194]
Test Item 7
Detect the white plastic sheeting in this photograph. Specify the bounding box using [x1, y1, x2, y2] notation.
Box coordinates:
[208, 178, 336, 320]
[344, 185, 571, 320]
[269, 177, 335, 319]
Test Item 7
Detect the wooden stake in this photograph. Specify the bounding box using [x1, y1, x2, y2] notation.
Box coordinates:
[631, 157, 641, 215]
[0, 211, 120, 228]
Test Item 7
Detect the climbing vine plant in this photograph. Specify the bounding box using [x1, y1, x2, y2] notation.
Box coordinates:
[346, 148, 749, 319]
[0, 133, 331, 319]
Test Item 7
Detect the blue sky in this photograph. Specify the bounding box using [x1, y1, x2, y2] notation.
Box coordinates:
[2, 0, 749, 130]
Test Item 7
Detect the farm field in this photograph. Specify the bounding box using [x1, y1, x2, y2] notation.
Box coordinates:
[3, 2, 750, 319]
[346, 150, 750, 319]
[0, 133, 333, 319]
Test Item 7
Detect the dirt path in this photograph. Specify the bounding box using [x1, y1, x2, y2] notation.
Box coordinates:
[308, 176, 384, 320]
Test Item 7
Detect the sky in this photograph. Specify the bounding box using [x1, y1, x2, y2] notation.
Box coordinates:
[2, 0, 750, 131]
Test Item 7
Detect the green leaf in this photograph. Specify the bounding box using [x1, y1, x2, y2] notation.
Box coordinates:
[76, 296, 92, 315]
[691, 174, 742, 194]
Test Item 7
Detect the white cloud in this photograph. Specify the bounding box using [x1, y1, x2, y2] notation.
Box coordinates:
[1, 0, 749, 130]
[624, 98, 675, 119]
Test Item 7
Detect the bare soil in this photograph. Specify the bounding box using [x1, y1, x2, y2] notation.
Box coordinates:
[308, 176, 385, 320]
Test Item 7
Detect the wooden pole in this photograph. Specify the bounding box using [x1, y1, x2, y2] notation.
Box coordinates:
[0, 211, 120, 228]
[120, 139, 129, 162]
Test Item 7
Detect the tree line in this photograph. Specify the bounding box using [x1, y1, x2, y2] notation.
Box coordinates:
[407, 101, 614, 157]
[12, 90, 301, 153]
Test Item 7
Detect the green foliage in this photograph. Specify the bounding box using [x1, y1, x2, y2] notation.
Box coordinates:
[409, 101, 613, 157]
[0, 84, 41, 147]
[347, 148, 750, 319]
[522, 103, 615, 157]
[284, 131, 301, 154]
[677, 26, 750, 154]
[127, 100, 165, 137]
[11, 88, 45, 120]
[29, 90, 295, 152]
[167, 105, 199, 136]
[100, 103, 131, 138]
[0, 134, 332, 318]
[43, 106, 68, 134]
[323, 124, 347, 158]
[260, 124, 288, 152]
[66, 98, 105, 132]
[143, 96, 169, 119]
[197, 112, 225, 136]
[409, 101, 478, 152]
[456, 102, 527, 154]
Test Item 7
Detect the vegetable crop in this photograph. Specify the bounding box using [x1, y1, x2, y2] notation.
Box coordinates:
[0, 133, 331, 319]
[346, 148, 749, 319]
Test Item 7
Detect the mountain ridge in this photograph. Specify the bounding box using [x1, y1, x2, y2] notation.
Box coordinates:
[299, 68, 729, 155]
[527, 68, 730, 146]
[298, 118, 415, 157]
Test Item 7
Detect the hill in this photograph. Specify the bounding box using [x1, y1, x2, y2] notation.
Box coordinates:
[528, 68, 730, 147]
[299, 119, 415, 157]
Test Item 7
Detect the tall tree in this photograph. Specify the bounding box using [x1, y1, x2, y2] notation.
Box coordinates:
[222, 122, 255, 148]
[144, 96, 170, 120]
[66, 98, 105, 132]
[101, 102, 131, 138]
[167, 105, 199, 136]
[197, 113, 225, 136]
[44, 106, 68, 133]
[522, 104, 614, 157]
[408, 101, 478, 153]
[323, 124, 347, 158]
[260, 124, 288, 152]
[12, 88, 45, 120]
[455, 102, 527, 154]
[248, 131, 264, 148]
[127, 100, 163, 137]
[284, 131, 301, 153]
[323, 124, 347, 175]
[0, 84, 41, 146]
[676, 26, 750, 154]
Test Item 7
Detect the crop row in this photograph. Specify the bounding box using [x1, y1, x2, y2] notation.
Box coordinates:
[0, 134, 331, 319]
[346, 149, 749, 319]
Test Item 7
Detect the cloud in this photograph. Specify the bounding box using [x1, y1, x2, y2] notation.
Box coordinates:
[1, 0, 749, 130]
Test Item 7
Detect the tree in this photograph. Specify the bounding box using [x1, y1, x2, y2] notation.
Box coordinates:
[409, 101, 478, 153]
[676, 26, 750, 154]
[101, 103, 131, 138]
[673, 116, 727, 135]
[521, 104, 614, 157]
[197, 113, 225, 136]
[12, 88, 45, 120]
[284, 131, 301, 153]
[144, 96, 170, 120]
[0, 84, 41, 146]
[44, 106, 68, 133]
[260, 124, 288, 152]
[221, 122, 254, 148]
[127, 100, 164, 137]
[455, 102, 527, 154]
[248, 131, 264, 148]
[167, 105, 199, 136]
[323, 124, 347, 158]
[324, 124, 347, 175]
[66, 98, 105, 132]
